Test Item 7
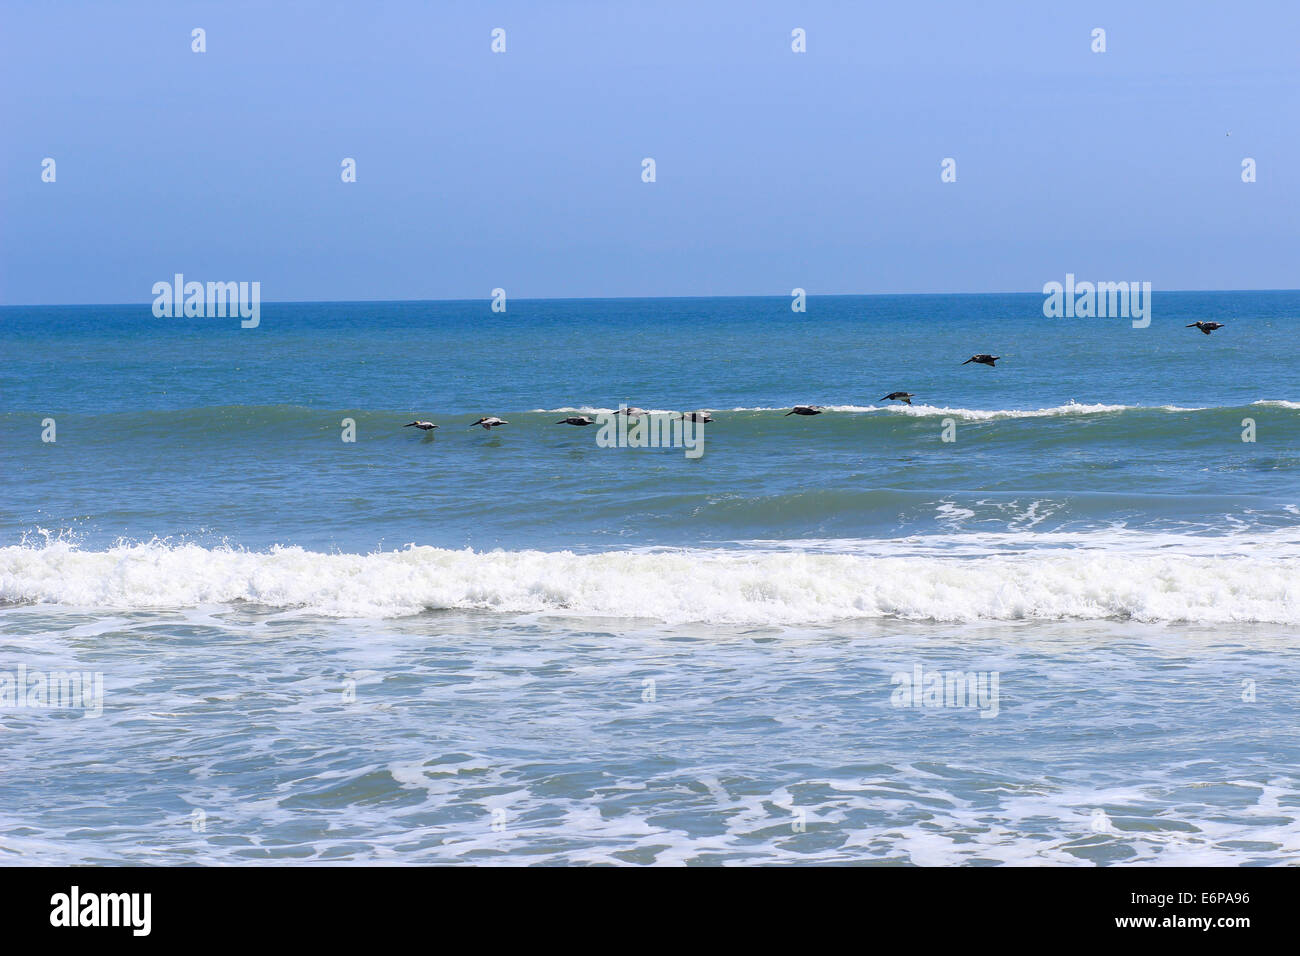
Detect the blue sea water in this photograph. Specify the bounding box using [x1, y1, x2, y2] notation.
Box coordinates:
[1, 293, 1299, 864]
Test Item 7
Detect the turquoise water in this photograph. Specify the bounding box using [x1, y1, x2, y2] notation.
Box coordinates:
[2, 293, 1299, 864]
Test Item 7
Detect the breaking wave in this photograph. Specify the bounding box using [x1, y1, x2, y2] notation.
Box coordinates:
[3, 538, 1299, 625]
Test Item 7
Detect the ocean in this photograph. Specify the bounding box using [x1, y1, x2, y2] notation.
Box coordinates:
[2, 292, 1298, 864]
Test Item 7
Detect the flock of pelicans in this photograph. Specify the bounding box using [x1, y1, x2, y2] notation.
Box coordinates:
[401, 352, 1001, 432]
[402, 329, 1227, 433]
[404, 410, 716, 432]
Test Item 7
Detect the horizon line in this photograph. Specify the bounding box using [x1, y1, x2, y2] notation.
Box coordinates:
[4, 287, 1300, 309]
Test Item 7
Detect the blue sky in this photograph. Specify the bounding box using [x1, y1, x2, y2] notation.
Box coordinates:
[2, 0, 1297, 303]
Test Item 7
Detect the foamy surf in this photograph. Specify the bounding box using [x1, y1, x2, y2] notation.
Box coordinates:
[536, 402, 1230, 420]
[865, 401, 1145, 419]
[4, 539, 1299, 625]
[726, 402, 1190, 418]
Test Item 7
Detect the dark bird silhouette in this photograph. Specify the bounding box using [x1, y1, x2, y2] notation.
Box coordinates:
[961, 354, 1000, 367]
[1186, 321, 1224, 335]
[881, 392, 914, 404]
[470, 416, 509, 430]
[403, 421, 438, 431]
[785, 405, 823, 416]
[556, 416, 596, 426]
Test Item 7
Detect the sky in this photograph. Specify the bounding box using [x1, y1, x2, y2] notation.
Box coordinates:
[2, 0, 1298, 304]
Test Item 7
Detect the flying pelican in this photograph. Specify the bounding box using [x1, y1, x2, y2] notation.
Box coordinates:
[615, 406, 647, 417]
[679, 411, 713, 423]
[403, 421, 438, 431]
[556, 416, 596, 426]
[881, 392, 914, 404]
[1186, 321, 1225, 335]
[785, 405, 823, 416]
[961, 354, 1000, 367]
[470, 417, 509, 430]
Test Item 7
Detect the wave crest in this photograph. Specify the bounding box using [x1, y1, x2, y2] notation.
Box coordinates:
[3, 540, 1298, 625]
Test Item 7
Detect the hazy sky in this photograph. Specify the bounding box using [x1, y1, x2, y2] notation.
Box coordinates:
[2, 0, 1297, 304]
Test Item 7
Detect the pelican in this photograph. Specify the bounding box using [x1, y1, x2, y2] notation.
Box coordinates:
[785, 405, 823, 416]
[403, 421, 438, 431]
[615, 406, 647, 417]
[881, 392, 914, 404]
[679, 411, 713, 423]
[961, 354, 1000, 367]
[556, 416, 596, 426]
[1186, 321, 1224, 335]
[470, 417, 509, 430]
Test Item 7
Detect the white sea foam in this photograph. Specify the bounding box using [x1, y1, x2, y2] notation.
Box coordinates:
[727, 402, 1143, 418]
[884, 401, 1128, 419]
[531, 401, 1289, 420]
[871, 401, 1209, 420]
[3, 539, 1299, 625]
